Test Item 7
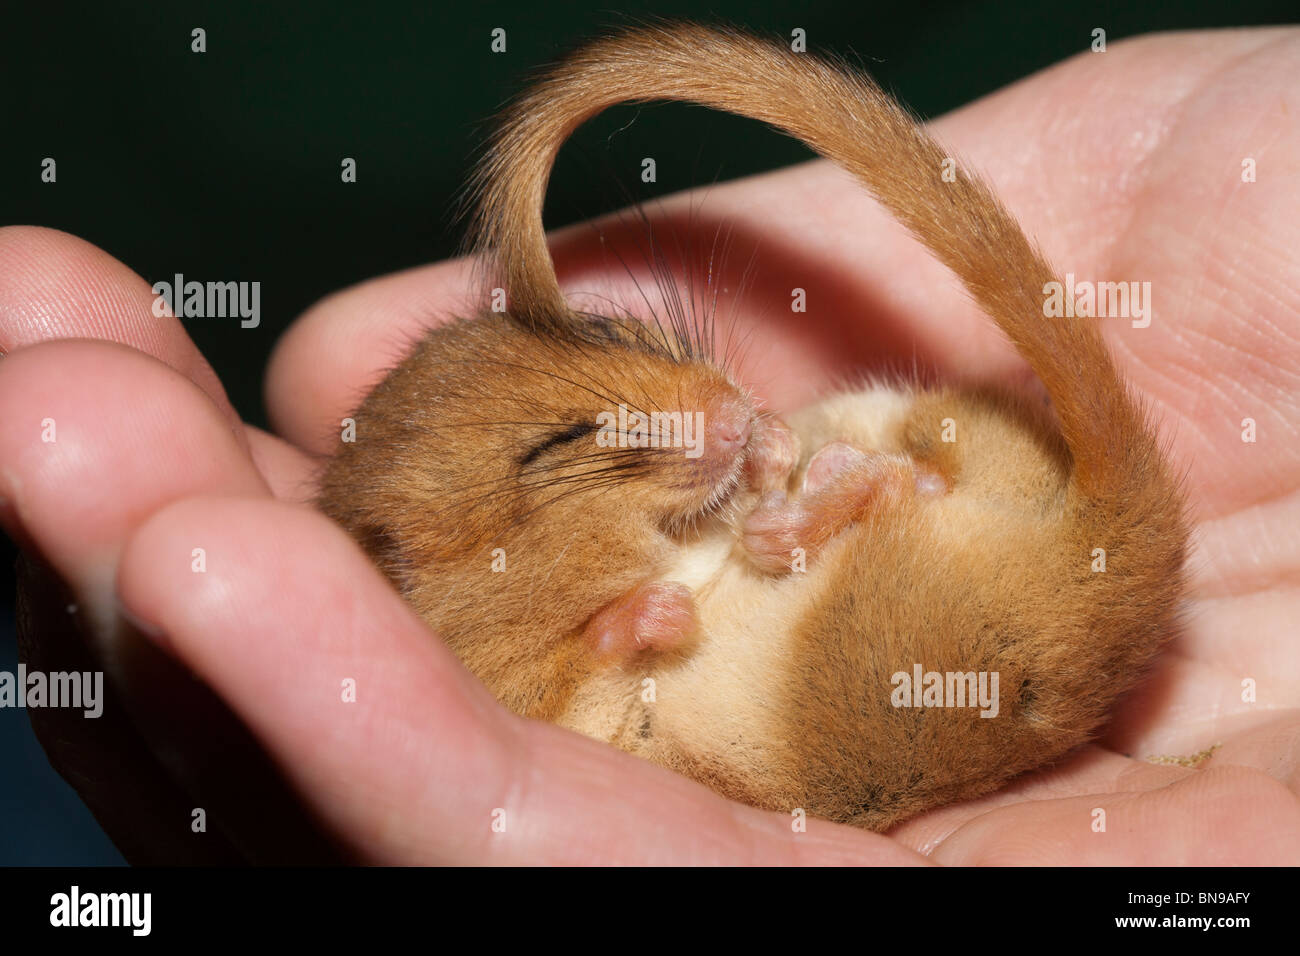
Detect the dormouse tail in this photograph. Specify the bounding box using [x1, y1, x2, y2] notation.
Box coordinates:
[469, 22, 1161, 499]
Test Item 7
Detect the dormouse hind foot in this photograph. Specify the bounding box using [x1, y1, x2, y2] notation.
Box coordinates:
[742, 443, 948, 574]
[584, 581, 698, 663]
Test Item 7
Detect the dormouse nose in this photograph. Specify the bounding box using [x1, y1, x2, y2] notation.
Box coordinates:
[707, 396, 753, 455]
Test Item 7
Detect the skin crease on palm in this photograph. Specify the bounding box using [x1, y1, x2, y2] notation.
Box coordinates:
[1, 29, 1299, 865]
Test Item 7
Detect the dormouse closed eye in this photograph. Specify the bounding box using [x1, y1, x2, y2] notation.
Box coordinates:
[519, 421, 599, 467]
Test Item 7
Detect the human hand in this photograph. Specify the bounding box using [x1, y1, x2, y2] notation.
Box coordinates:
[3, 28, 1298, 864]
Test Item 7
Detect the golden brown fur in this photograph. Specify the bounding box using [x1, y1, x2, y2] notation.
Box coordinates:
[318, 23, 1189, 830]
[318, 312, 756, 719]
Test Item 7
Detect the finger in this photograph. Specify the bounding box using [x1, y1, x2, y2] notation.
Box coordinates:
[0, 341, 264, 630]
[899, 694, 1300, 855]
[929, 765, 1300, 865]
[265, 258, 479, 455]
[0, 225, 244, 437]
[891, 745, 1189, 854]
[0, 340, 339, 862]
[244, 425, 320, 504]
[119, 494, 926, 864]
[14, 552, 243, 864]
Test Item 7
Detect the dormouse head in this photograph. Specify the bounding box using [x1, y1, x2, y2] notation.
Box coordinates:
[408, 311, 758, 542]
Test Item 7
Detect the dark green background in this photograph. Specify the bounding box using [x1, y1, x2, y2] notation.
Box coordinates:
[2, 0, 1294, 864]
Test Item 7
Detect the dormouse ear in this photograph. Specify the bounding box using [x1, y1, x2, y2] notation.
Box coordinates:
[583, 582, 698, 663]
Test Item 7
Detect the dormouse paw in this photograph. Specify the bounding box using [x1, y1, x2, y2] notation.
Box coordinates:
[584, 581, 697, 663]
[743, 416, 800, 493]
[742, 443, 948, 574]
